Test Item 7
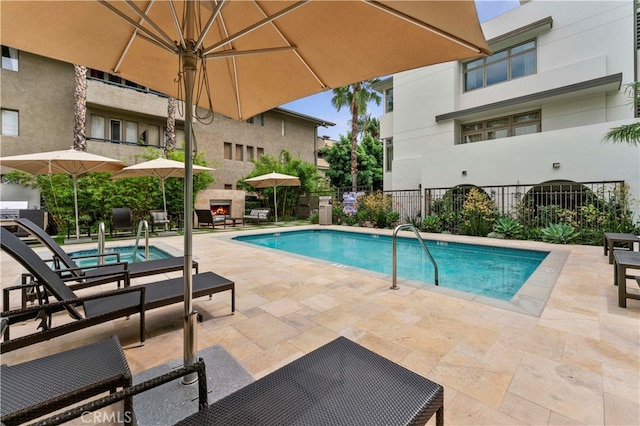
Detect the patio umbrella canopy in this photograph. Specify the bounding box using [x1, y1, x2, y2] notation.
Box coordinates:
[1, 0, 489, 379]
[0, 148, 125, 239]
[111, 158, 214, 231]
[244, 172, 301, 223]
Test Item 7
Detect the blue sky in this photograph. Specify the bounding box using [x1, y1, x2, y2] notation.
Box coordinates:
[280, 0, 520, 140]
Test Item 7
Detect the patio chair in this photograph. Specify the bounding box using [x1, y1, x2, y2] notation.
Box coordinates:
[14, 218, 199, 296]
[195, 209, 226, 229]
[0, 227, 235, 353]
[51, 337, 445, 426]
[243, 208, 269, 224]
[149, 209, 172, 232]
[1, 335, 133, 426]
[111, 207, 136, 237]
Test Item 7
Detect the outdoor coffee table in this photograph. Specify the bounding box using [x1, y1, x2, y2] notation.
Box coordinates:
[613, 250, 640, 308]
[604, 232, 640, 264]
[175, 336, 444, 426]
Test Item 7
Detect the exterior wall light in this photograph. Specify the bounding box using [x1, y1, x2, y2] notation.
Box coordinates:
[461, 170, 467, 176]
[552, 162, 560, 169]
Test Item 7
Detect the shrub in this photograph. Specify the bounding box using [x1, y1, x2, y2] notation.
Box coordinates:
[421, 215, 442, 233]
[309, 212, 319, 224]
[357, 192, 398, 229]
[493, 217, 524, 239]
[461, 188, 498, 236]
[540, 223, 580, 244]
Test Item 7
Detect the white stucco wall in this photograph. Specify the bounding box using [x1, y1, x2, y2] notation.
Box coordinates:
[383, 0, 639, 213]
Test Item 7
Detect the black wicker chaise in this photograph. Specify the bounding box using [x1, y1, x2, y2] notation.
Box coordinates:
[0, 335, 132, 426]
[0, 227, 235, 353]
[43, 337, 444, 426]
[14, 218, 199, 293]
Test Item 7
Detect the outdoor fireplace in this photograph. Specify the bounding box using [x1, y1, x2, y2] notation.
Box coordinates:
[210, 200, 231, 216]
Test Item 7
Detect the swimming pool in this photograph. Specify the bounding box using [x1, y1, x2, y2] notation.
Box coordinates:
[68, 245, 173, 267]
[234, 229, 550, 301]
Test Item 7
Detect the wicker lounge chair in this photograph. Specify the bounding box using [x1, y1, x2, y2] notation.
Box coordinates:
[0, 228, 235, 353]
[0, 335, 132, 426]
[243, 208, 269, 224]
[14, 218, 199, 294]
[51, 337, 444, 426]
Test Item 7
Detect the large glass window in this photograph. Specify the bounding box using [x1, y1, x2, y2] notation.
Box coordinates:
[1, 46, 18, 71]
[126, 121, 138, 143]
[385, 138, 393, 172]
[91, 115, 105, 139]
[463, 40, 536, 92]
[460, 110, 540, 144]
[109, 119, 122, 142]
[1, 109, 19, 135]
[385, 88, 394, 113]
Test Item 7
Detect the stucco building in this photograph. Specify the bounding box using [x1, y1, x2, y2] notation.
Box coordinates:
[376, 0, 639, 219]
[1, 50, 333, 215]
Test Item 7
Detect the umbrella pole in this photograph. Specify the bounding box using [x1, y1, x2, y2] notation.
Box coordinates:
[273, 184, 278, 223]
[181, 3, 197, 384]
[73, 175, 80, 239]
[161, 178, 168, 231]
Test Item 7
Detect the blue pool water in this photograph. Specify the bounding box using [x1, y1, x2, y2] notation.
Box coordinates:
[234, 230, 549, 301]
[68, 246, 173, 267]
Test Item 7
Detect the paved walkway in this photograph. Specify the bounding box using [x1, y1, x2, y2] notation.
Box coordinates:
[1, 225, 638, 425]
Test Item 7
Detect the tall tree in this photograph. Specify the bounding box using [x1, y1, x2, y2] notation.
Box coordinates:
[165, 97, 178, 155]
[73, 65, 87, 151]
[331, 79, 381, 191]
[358, 114, 380, 141]
[603, 82, 640, 146]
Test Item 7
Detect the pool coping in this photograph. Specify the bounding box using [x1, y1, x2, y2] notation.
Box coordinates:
[222, 225, 570, 317]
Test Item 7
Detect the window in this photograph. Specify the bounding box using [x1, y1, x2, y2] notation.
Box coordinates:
[460, 110, 540, 144]
[385, 88, 394, 113]
[224, 184, 233, 190]
[257, 147, 264, 158]
[126, 121, 138, 143]
[247, 146, 254, 161]
[147, 125, 160, 145]
[109, 119, 122, 142]
[246, 114, 264, 126]
[463, 40, 536, 92]
[224, 142, 232, 160]
[385, 138, 393, 172]
[1, 46, 18, 71]
[1, 109, 19, 136]
[235, 144, 244, 161]
[91, 115, 105, 139]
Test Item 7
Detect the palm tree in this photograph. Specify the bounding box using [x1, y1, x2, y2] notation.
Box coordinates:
[358, 113, 380, 141]
[165, 97, 178, 155]
[332, 79, 381, 190]
[603, 82, 640, 146]
[73, 65, 87, 151]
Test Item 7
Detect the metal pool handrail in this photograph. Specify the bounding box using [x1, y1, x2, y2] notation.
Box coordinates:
[97, 222, 106, 265]
[391, 224, 439, 289]
[132, 220, 149, 262]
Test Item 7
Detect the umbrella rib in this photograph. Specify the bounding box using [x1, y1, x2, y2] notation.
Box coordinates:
[212, 11, 242, 120]
[168, 0, 186, 50]
[98, 0, 177, 54]
[113, 0, 156, 74]
[194, 0, 226, 51]
[364, 1, 485, 54]
[123, 0, 178, 48]
[204, 46, 296, 59]
[252, 0, 328, 90]
[202, 0, 309, 56]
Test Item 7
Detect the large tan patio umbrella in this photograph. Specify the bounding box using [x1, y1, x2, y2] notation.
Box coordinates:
[1, 0, 489, 379]
[111, 157, 214, 231]
[244, 172, 301, 223]
[0, 148, 125, 240]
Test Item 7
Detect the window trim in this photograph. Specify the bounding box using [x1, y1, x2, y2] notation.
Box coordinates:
[1, 109, 19, 136]
[109, 118, 122, 142]
[460, 110, 541, 144]
[1, 46, 19, 71]
[463, 39, 537, 92]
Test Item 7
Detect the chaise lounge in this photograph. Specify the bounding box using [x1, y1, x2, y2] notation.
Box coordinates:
[14, 218, 199, 295]
[46, 337, 444, 426]
[0, 334, 132, 426]
[243, 208, 269, 224]
[0, 228, 234, 353]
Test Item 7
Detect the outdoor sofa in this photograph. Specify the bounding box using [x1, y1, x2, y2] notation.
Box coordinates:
[243, 208, 269, 224]
[0, 227, 234, 353]
[195, 209, 226, 228]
